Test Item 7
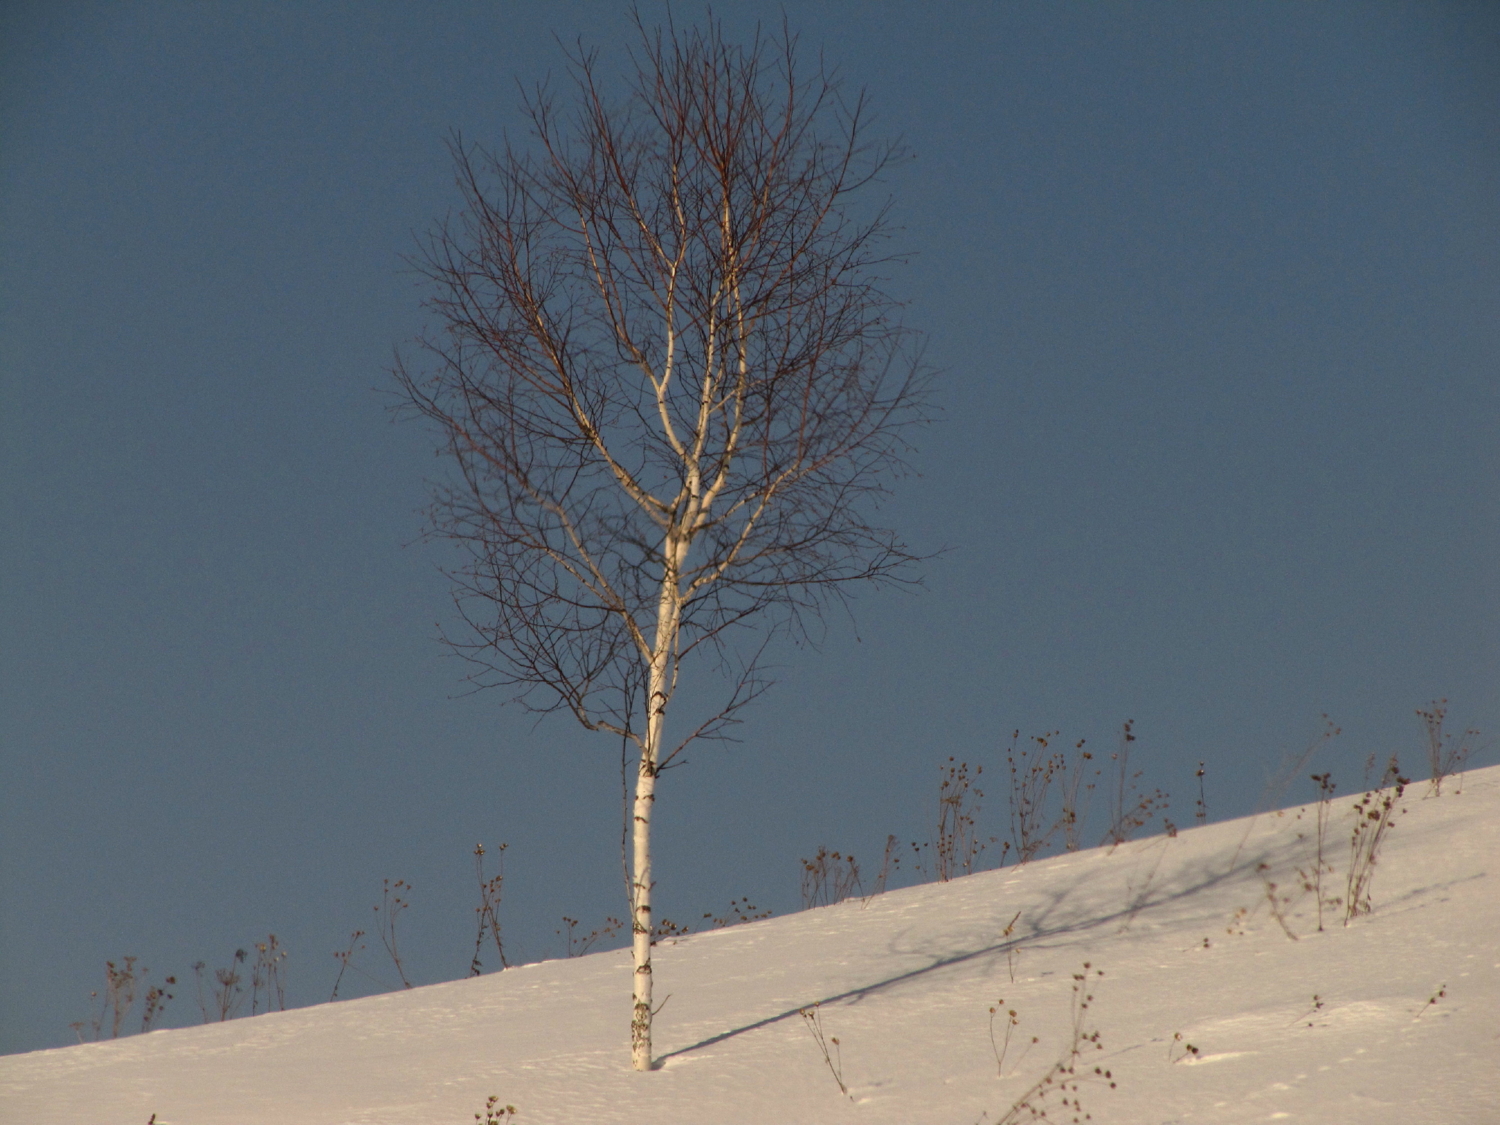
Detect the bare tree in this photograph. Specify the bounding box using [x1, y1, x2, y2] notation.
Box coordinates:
[397, 13, 927, 1070]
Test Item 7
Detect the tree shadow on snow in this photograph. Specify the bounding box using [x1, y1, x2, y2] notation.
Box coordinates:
[657, 830, 1306, 1064]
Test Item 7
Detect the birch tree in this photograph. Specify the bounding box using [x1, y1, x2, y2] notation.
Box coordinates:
[396, 14, 927, 1071]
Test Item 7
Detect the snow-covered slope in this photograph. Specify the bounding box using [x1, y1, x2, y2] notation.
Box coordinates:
[6, 766, 1498, 1125]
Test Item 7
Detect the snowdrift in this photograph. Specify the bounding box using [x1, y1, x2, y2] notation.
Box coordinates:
[5, 765, 1498, 1124]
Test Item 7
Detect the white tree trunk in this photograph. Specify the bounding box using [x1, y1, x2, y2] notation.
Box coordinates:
[629, 724, 657, 1070]
[631, 542, 684, 1071]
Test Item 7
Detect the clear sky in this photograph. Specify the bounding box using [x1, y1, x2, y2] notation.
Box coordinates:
[2, 1, 1495, 1055]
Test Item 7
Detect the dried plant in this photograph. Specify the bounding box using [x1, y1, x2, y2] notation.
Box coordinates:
[1101, 720, 1168, 847]
[1256, 864, 1300, 942]
[1417, 699, 1477, 795]
[1059, 740, 1096, 852]
[329, 929, 366, 1002]
[801, 847, 863, 908]
[1288, 994, 1324, 1028]
[250, 935, 288, 1015]
[1002, 732, 1099, 862]
[1167, 1031, 1200, 1063]
[703, 897, 772, 927]
[560, 915, 625, 957]
[140, 974, 175, 1033]
[193, 950, 247, 1022]
[650, 916, 692, 943]
[983, 963, 1115, 1124]
[1298, 772, 1340, 931]
[797, 1002, 850, 1098]
[373, 878, 414, 989]
[1005, 732, 1064, 863]
[1193, 761, 1207, 825]
[908, 837, 932, 881]
[470, 842, 510, 975]
[474, 1095, 518, 1123]
[935, 758, 986, 880]
[71, 956, 174, 1042]
[107, 957, 140, 1038]
[869, 833, 901, 897]
[1413, 983, 1447, 1021]
[1344, 757, 1408, 923]
[1001, 911, 1022, 984]
[988, 998, 1034, 1077]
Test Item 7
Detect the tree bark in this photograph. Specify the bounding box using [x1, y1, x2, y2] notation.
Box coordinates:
[632, 532, 686, 1069]
[629, 730, 656, 1070]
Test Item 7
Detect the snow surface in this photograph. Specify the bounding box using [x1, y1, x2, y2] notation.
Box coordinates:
[5, 766, 1498, 1125]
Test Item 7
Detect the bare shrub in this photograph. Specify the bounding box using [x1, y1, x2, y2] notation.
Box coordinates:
[801, 847, 863, 908]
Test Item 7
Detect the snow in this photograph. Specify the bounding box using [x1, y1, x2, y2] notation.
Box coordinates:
[5, 766, 1498, 1124]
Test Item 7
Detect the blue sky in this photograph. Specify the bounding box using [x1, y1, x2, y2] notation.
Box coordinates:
[2, 1, 1496, 1055]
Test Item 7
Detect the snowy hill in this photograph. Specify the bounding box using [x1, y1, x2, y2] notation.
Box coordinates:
[5, 766, 1498, 1124]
